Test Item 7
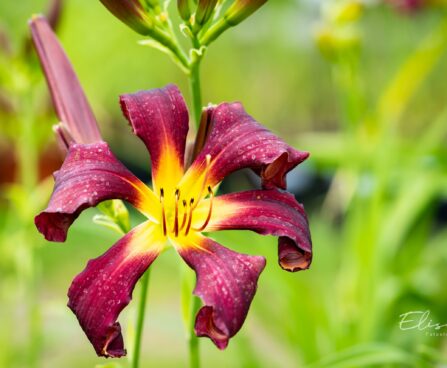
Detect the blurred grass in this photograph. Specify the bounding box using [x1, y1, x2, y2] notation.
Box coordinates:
[1, 0, 447, 367]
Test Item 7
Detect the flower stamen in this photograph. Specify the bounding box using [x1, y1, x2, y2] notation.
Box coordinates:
[192, 154, 211, 210]
[184, 198, 195, 236]
[192, 186, 214, 232]
[160, 188, 167, 236]
[172, 188, 180, 237]
[179, 200, 188, 232]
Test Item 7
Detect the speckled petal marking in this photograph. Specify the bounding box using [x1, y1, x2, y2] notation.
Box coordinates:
[175, 234, 266, 349]
[204, 189, 312, 272]
[35, 141, 159, 242]
[68, 222, 163, 357]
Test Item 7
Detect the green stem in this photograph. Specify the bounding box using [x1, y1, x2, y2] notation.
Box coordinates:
[132, 269, 151, 368]
[185, 36, 204, 368]
[151, 28, 189, 69]
[188, 297, 201, 368]
[189, 59, 203, 129]
[200, 18, 231, 46]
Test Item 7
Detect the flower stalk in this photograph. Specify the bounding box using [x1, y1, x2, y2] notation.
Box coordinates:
[189, 54, 203, 128]
[188, 296, 202, 368]
[132, 269, 151, 368]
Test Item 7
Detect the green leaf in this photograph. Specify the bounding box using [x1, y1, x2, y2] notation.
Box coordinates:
[378, 15, 447, 125]
[96, 199, 130, 234]
[307, 343, 431, 368]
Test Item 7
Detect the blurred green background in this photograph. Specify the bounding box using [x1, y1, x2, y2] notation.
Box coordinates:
[1, 0, 447, 367]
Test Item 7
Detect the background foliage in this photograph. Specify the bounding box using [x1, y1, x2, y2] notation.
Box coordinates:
[0, 0, 446, 367]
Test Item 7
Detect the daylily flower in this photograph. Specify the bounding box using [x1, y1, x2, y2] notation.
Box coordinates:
[31, 16, 312, 360]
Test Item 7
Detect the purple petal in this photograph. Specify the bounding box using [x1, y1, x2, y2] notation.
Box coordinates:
[68, 222, 163, 357]
[35, 141, 158, 242]
[207, 189, 312, 272]
[29, 16, 101, 144]
[176, 235, 266, 349]
[186, 103, 309, 190]
[120, 85, 189, 190]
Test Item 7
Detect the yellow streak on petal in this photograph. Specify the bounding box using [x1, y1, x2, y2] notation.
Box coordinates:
[169, 232, 212, 254]
[177, 161, 210, 204]
[122, 177, 161, 223]
[192, 196, 239, 231]
[128, 221, 166, 256]
[152, 144, 184, 197]
[102, 222, 165, 289]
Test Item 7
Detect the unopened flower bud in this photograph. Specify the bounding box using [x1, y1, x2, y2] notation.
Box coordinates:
[99, 0, 153, 35]
[177, 0, 191, 21]
[224, 0, 267, 26]
[196, 0, 218, 26]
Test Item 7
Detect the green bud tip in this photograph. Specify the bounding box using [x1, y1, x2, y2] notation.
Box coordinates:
[177, 0, 191, 21]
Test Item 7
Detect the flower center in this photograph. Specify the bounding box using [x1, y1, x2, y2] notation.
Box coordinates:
[158, 155, 214, 238]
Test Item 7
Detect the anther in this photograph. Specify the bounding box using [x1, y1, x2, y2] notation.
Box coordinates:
[184, 198, 195, 236]
[192, 186, 214, 232]
[160, 188, 167, 236]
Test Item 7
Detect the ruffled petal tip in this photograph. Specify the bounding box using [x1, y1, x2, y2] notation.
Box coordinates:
[279, 237, 312, 272]
[178, 236, 266, 349]
[67, 223, 163, 357]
